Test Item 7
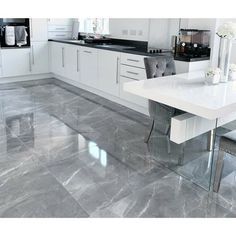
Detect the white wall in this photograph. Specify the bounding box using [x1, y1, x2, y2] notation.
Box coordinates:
[148, 19, 173, 49]
[109, 18, 149, 41]
[109, 18, 179, 48]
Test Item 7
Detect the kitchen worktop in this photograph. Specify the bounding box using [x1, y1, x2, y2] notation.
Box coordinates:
[48, 39, 172, 57]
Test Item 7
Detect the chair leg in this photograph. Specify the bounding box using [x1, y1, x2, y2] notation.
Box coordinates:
[166, 136, 171, 154]
[178, 142, 185, 166]
[207, 130, 215, 151]
[144, 120, 155, 143]
[213, 150, 225, 193]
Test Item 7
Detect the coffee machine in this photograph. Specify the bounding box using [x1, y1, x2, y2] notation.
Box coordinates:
[174, 29, 211, 61]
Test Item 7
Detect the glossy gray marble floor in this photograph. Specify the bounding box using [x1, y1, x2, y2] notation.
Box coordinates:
[0, 78, 236, 217]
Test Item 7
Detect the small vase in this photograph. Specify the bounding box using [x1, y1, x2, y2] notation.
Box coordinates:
[205, 74, 220, 85]
[218, 38, 233, 83]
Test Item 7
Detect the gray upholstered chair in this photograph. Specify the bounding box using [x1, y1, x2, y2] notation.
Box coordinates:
[213, 130, 236, 192]
[144, 56, 184, 153]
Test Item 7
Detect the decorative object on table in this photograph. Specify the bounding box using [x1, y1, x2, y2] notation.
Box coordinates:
[229, 64, 236, 81]
[205, 68, 221, 85]
[217, 22, 236, 83]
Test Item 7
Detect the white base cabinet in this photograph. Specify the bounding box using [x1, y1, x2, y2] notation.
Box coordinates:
[31, 42, 49, 74]
[49, 42, 149, 113]
[49, 42, 80, 81]
[50, 42, 65, 76]
[65, 44, 80, 82]
[174, 60, 209, 74]
[98, 50, 120, 97]
[0, 50, 2, 77]
[80, 48, 98, 88]
[1, 49, 31, 77]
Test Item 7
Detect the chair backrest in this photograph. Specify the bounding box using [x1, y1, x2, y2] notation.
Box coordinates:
[144, 56, 176, 79]
[143, 56, 176, 134]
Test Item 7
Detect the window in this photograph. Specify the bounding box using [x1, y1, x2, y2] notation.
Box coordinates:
[78, 18, 109, 35]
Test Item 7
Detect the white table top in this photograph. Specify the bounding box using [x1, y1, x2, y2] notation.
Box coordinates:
[123, 71, 236, 120]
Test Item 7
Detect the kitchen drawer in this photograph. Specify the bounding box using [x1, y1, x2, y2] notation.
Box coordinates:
[120, 76, 148, 108]
[121, 53, 145, 68]
[120, 64, 146, 80]
[48, 32, 72, 39]
[48, 25, 73, 32]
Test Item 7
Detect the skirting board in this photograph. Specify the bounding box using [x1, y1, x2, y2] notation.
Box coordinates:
[0, 73, 52, 84]
[171, 112, 236, 144]
[52, 73, 149, 116]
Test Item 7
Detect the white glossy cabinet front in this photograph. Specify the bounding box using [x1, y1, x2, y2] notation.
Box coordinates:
[80, 48, 98, 88]
[1, 49, 31, 77]
[50, 42, 65, 76]
[47, 18, 73, 25]
[30, 18, 48, 42]
[31, 42, 49, 74]
[50, 42, 80, 81]
[64, 44, 80, 82]
[0, 50, 2, 77]
[98, 50, 120, 97]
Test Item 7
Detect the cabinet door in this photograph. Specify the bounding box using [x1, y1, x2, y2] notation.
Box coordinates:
[120, 76, 148, 108]
[1, 49, 31, 77]
[31, 42, 49, 74]
[0, 50, 2, 77]
[80, 48, 98, 88]
[47, 18, 73, 25]
[49, 42, 65, 76]
[64, 44, 80, 81]
[30, 18, 48, 41]
[98, 50, 120, 96]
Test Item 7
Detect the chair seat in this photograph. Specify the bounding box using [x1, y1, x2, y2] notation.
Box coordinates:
[220, 130, 236, 156]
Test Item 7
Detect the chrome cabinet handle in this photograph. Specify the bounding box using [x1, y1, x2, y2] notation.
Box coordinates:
[62, 47, 65, 67]
[29, 52, 32, 72]
[121, 75, 139, 81]
[32, 45, 35, 65]
[126, 71, 139, 75]
[116, 57, 119, 84]
[55, 28, 66, 30]
[127, 59, 139, 62]
[84, 50, 92, 53]
[55, 34, 66, 37]
[77, 49, 79, 72]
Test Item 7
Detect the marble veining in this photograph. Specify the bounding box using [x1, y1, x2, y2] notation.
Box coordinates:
[0, 78, 236, 217]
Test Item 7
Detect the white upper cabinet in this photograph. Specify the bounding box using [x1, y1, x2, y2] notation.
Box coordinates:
[98, 50, 120, 97]
[1, 49, 31, 77]
[80, 47, 98, 88]
[47, 18, 73, 26]
[31, 42, 49, 74]
[64, 44, 80, 82]
[30, 18, 48, 42]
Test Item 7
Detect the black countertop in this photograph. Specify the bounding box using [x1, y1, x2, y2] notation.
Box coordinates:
[174, 56, 210, 62]
[48, 39, 172, 57]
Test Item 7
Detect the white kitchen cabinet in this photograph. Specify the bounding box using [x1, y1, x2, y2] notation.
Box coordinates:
[119, 76, 148, 107]
[64, 44, 80, 81]
[80, 47, 98, 88]
[50, 42, 66, 76]
[98, 50, 120, 97]
[1, 49, 31, 77]
[31, 42, 49, 74]
[47, 18, 73, 26]
[174, 60, 210, 74]
[0, 50, 2, 77]
[30, 18, 48, 42]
